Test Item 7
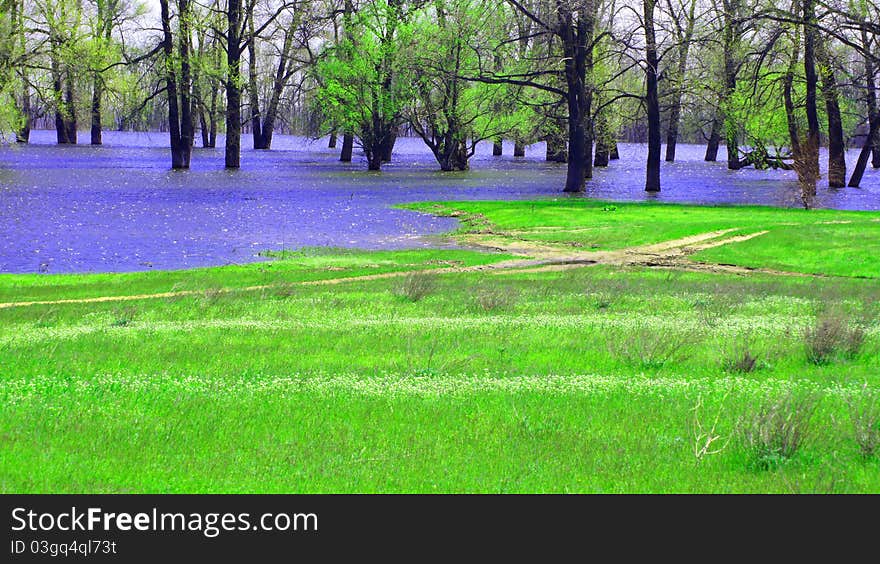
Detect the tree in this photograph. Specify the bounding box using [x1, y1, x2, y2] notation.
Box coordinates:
[403, 0, 516, 171]
[316, 0, 414, 171]
[643, 0, 660, 191]
[159, 0, 194, 169]
[662, 0, 698, 162]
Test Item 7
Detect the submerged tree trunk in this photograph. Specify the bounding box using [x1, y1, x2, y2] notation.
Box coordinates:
[90, 76, 102, 145]
[365, 143, 383, 170]
[435, 140, 469, 171]
[664, 0, 697, 162]
[817, 41, 846, 187]
[51, 50, 77, 145]
[721, 0, 741, 169]
[861, 28, 879, 169]
[798, 0, 820, 202]
[594, 139, 609, 167]
[849, 117, 879, 187]
[546, 135, 567, 162]
[160, 0, 193, 169]
[64, 76, 77, 143]
[560, 3, 594, 193]
[340, 133, 354, 161]
[225, 0, 242, 168]
[15, 89, 30, 143]
[198, 105, 210, 148]
[593, 113, 608, 166]
[248, 19, 265, 149]
[849, 32, 880, 187]
[381, 127, 397, 162]
[207, 84, 218, 148]
[260, 29, 294, 151]
[644, 0, 661, 191]
[705, 116, 720, 161]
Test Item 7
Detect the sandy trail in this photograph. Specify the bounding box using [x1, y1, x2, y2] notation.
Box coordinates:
[0, 228, 781, 310]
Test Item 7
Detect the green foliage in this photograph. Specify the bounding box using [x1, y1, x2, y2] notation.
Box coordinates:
[398, 0, 523, 167]
[314, 0, 415, 145]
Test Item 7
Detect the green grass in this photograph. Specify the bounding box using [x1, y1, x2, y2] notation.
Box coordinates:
[2, 201, 880, 493]
[0, 247, 511, 303]
[692, 222, 880, 278]
[404, 199, 880, 277]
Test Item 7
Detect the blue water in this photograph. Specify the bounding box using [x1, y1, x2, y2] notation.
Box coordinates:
[0, 130, 877, 274]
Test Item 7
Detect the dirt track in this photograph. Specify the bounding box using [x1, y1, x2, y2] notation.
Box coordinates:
[0, 228, 790, 310]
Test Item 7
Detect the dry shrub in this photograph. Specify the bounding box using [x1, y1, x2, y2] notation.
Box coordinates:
[847, 384, 880, 459]
[737, 390, 821, 470]
[722, 336, 761, 374]
[474, 284, 519, 312]
[393, 272, 438, 302]
[804, 310, 866, 365]
[610, 325, 699, 371]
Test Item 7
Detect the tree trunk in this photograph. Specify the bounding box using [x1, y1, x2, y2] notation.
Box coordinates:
[644, 0, 661, 191]
[178, 0, 193, 167]
[664, 0, 696, 163]
[365, 143, 382, 171]
[564, 116, 587, 192]
[225, 0, 242, 168]
[329, 133, 337, 148]
[664, 102, 681, 163]
[817, 41, 846, 187]
[782, 31, 801, 160]
[798, 0, 820, 200]
[381, 127, 396, 162]
[64, 75, 77, 144]
[437, 141, 469, 171]
[259, 29, 293, 150]
[198, 106, 210, 148]
[513, 141, 525, 157]
[208, 85, 218, 148]
[849, 117, 879, 187]
[16, 88, 30, 143]
[492, 140, 502, 156]
[861, 28, 879, 169]
[610, 142, 619, 160]
[248, 13, 266, 150]
[160, 0, 193, 168]
[340, 133, 354, 161]
[558, 3, 595, 193]
[160, 0, 184, 168]
[594, 139, 609, 167]
[546, 136, 567, 162]
[90, 75, 102, 145]
[721, 0, 741, 169]
[705, 116, 720, 161]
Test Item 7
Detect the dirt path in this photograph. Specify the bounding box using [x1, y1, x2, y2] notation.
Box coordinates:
[0, 228, 783, 310]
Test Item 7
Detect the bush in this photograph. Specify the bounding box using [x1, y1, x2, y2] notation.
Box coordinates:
[803, 311, 866, 365]
[393, 272, 438, 302]
[737, 391, 820, 470]
[693, 291, 738, 328]
[847, 384, 880, 459]
[109, 307, 138, 327]
[722, 337, 761, 374]
[610, 325, 698, 371]
[474, 284, 519, 312]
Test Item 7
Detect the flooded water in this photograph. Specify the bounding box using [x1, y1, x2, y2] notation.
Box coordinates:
[0, 130, 878, 274]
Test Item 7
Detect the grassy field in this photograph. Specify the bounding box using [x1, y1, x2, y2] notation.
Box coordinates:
[2, 200, 880, 493]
